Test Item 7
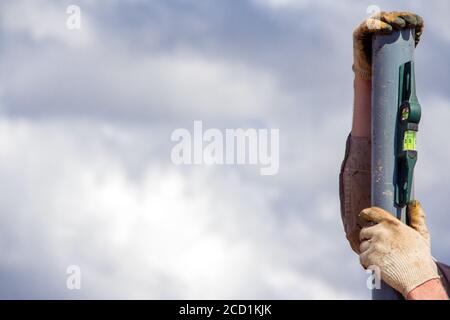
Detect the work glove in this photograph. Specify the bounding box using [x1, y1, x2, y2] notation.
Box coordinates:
[358, 201, 439, 298]
[353, 11, 424, 80]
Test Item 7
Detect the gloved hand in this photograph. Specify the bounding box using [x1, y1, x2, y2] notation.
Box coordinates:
[353, 11, 424, 80]
[358, 201, 439, 298]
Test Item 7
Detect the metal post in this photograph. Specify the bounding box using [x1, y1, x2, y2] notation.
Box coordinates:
[371, 29, 415, 300]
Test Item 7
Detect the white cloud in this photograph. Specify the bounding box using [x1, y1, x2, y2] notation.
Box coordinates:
[114, 51, 290, 120]
[1, 32, 293, 122]
[252, 0, 314, 9]
[0, 117, 359, 298]
[0, 0, 93, 47]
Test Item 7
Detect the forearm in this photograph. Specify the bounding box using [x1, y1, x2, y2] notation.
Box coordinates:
[339, 77, 373, 253]
[351, 76, 371, 138]
[406, 278, 449, 300]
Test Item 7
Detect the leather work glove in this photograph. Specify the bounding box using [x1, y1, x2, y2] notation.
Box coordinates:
[358, 201, 439, 298]
[353, 11, 424, 80]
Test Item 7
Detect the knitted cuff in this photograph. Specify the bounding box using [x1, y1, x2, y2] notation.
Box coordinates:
[385, 252, 439, 297]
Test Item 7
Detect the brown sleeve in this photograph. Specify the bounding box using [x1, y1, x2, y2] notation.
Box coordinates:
[339, 134, 372, 253]
[437, 262, 450, 296]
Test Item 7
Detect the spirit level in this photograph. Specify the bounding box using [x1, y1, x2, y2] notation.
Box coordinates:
[395, 61, 421, 208]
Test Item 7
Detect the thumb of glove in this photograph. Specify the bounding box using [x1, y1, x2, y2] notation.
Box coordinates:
[408, 200, 430, 243]
[359, 207, 400, 225]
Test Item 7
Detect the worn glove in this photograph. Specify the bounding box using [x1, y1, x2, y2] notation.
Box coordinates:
[358, 201, 439, 297]
[353, 11, 424, 80]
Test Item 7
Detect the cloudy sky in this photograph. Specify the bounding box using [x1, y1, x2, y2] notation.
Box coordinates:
[0, 0, 449, 299]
